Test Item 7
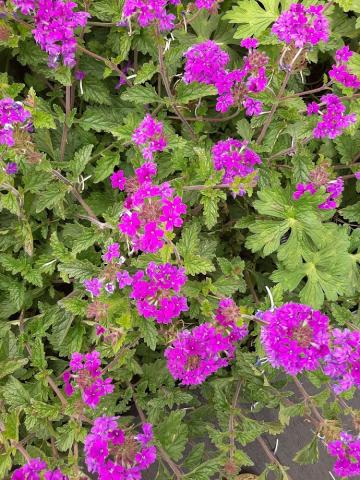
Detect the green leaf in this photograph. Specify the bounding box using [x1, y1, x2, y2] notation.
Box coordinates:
[82, 77, 111, 105]
[293, 436, 319, 465]
[340, 202, 360, 223]
[155, 410, 188, 461]
[121, 84, 163, 104]
[200, 190, 226, 229]
[68, 144, 94, 179]
[3, 410, 19, 441]
[176, 82, 217, 104]
[31, 338, 47, 370]
[58, 259, 99, 281]
[134, 61, 158, 85]
[35, 182, 70, 213]
[136, 316, 158, 351]
[2, 377, 31, 408]
[0, 358, 28, 380]
[184, 456, 224, 480]
[224, 0, 280, 38]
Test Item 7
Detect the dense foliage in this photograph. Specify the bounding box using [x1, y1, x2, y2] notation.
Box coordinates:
[0, 0, 360, 478]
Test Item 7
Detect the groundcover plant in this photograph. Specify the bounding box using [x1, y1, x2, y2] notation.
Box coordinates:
[0, 0, 360, 478]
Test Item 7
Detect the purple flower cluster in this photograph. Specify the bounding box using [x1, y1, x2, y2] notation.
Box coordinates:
[85, 417, 156, 479]
[260, 303, 330, 375]
[84, 277, 103, 297]
[119, 262, 188, 324]
[329, 47, 360, 89]
[195, 0, 217, 10]
[102, 242, 121, 263]
[0, 98, 31, 147]
[132, 114, 167, 160]
[293, 173, 344, 210]
[272, 3, 329, 47]
[13, 0, 35, 14]
[11, 458, 68, 480]
[323, 329, 360, 394]
[5, 162, 18, 174]
[183, 39, 268, 114]
[63, 351, 114, 408]
[211, 138, 262, 195]
[122, 0, 176, 31]
[307, 94, 356, 140]
[215, 298, 248, 343]
[116, 162, 187, 253]
[328, 432, 360, 478]
[32, 0, 89, 68]
[164, 322, 236, 385]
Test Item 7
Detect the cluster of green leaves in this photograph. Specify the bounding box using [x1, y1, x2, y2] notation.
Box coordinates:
[0, 0, 360, 479]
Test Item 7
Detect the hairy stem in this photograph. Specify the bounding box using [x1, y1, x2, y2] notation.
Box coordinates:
[257, 70, 291, 145]
[228, 381, 242, 461]
[12, 441, 31, 462]
[77, 44, 131, 86]
[59, 85, 71, 162]
[129, 383, 184, 479]
[292, 376, 324, 424]
[256, 435, 295, 480]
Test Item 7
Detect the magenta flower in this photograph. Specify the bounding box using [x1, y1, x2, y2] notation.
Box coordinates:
[64, 351, 114, 408]
[184, 40, 230, 86]
[336, 46, 353, 63]
[241, 37, 259, 49]
[102, 242, 120, 263]
[32, 0, 89, 68]
[84, 277, 102, 297]
[110, 170, 126, 190]
[195, 0, 217, 9]
[122, 0, 175, 30]
[272, 3, 329, 47]
[117, 163, 187, 253]
[5, 162, 18, 174]
[293, 175, 344, 210]
[215, 298, 248, 343]
[243, 97, 262, 116]
[132, 114, 167, 160]
[116, 270, 133, 288]
[0, 98, 31, 147]
[11, 458, 68, 480]
[260, 303, 330, 375]
[328, 432, 360, 478]
[164, 323, 235, 385]
[312, 94, 356, 139]
[124, 262, 188, 324]
[329, 47, 360, 89]
[355, 171, 360, 180]
[211, 138, 262, 195]
[84, 417, 156, 478]
[323, 329, 360, 394]
[13, 0, 35, 14]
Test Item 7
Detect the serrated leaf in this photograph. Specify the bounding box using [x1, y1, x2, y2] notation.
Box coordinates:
[224, 0, 280, 38]
[136, 316, 158, 351]
[31, 338, 47, 370]
[134, 61, 158, 85]
[293, 436, 319, 465]
[155, 410, 188, 461]
[68, 144, 94, 179]
[2, 376, 31, 408]
[176, 82, 217, 104]
[200, 190, 226, 229]
[0, 358, 28, 380]
[121, 84, 163, 104]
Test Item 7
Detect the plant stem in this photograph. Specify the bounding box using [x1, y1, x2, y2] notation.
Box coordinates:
[52, 170, 112, 229]
[244, 270, 260, 306]
[12, 441, 31, 462]
[77, 44, 131, 86]
[228, 381, 242, 461]
[156, 36, 196, 140]
[292, 376, 324, 424]
[257, 70, 291, 145]
[280, 82, 332, 101]
[59, 85, 71, 162]
[256, 435, 295, 480]
[183, 183, 229, 191]
[168, 108, 241, 123]
[129, 383, 184, 479]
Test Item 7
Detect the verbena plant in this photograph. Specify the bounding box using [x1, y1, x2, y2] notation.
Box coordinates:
[0, 0, 360, 478]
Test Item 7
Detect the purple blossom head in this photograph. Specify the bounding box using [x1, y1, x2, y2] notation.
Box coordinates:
[215, 298, 248, 343]
[306, 102, 320, 116]
[260, 303, 330, 375]
[194, 0, 217, 10]
[241, 37, 259, 49]
[211, 138, 262, 193]
[64, 351, 114, 408]
[313, 94, 356, 140]
[355, 171, 360, 180]
[102, 242, 120, 263]
[11, 459, 68, 480]
[84, 277, 102, 297]
[272, 3, 329, 47]
[243, 97, 262, 116]
[5, 162, 18, 174]
[13, 0, 35, 14]
[323, 329, 360, 394]
[165, 322, 236, 385]
[0, 98, 31, 147]
[129, 262, 188, 324]
[335, 46, 353, 63]
[75, 69, 86, 80]
[328, 432, 360, 478]
[132, 114, 167, 160]
[84, 417, 156, 477]
[122, 0, 175, 30]
[329, 64, 360, 89]
[184, 41, 230, 86]
[32, 0, 89, 68]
